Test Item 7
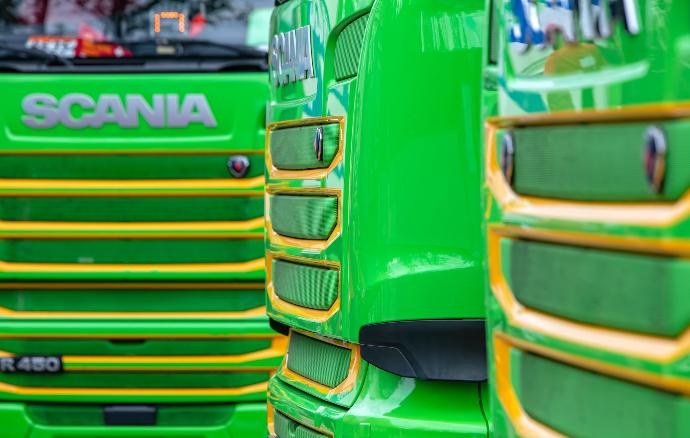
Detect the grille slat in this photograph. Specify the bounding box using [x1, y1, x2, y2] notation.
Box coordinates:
[273, 259, 338, 310]
[516, 350, 690, 438]
[503, 238, 690, 337]
[270, 195, 337, 240]
[275, 410, 327, 438]
[334, 14, 369, 81]
[503, 120, 690, 201]
[287, 332, 350, 388]
[270, 124, 340, 170]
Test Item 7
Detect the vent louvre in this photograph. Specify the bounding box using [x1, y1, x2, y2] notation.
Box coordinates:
[287, 332, 350, 388]
[270, 123, 340, 170]
[270, 195, 338, 240]
[334, 14, 369, 81]
[505, 238, 690, 337]
[273, 259, 338, 310]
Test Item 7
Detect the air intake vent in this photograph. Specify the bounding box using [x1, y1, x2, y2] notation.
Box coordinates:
[270, 123, 340, 170]
[275, 410, 327, 438]
[270, 195, 338, 240]
[273, 259, 339, 310]
[504, 238, 690, 337]
[334, 14, 369, 81]
[502, 120, 690, 201]
[287, 331, 350, 388]
[517, 350, 690, 438]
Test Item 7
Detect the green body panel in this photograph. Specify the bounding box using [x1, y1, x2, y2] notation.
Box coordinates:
[270, 123, 340, 170]
[0, 197, 263, 222]
[0, 154, 265, 180]
[0, 286, 265, 313]
[267, 0, 487, 436]
[0, 71, 278, 435]
[484, 1, 690, 436]
[270, 369, 488, 437]
[0, 402, 266, 437]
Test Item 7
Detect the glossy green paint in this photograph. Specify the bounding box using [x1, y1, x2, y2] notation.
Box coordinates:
[0, 72, 275, 435]
[484, 1, 690, 436]
[0, 402, 267, 437]
[270, 369, 489, 437]
[267, 0, 488, 436]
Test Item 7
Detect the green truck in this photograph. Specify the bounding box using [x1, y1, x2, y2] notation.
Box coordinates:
[484, 0, 690, 436]
[0, 1, 282, 436]
[265, 0, 489, 436]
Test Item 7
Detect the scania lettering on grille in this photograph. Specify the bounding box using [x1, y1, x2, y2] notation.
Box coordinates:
[21, 93, 218, 129]
[509, 0, 640, 53]
[270, 25, 315, 87]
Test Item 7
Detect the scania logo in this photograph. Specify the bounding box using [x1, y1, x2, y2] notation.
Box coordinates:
[21, 93, 218, 129]
[644, 125, 667, 195]
[270, 25, 315, 87]
[509, 0, 640, 53]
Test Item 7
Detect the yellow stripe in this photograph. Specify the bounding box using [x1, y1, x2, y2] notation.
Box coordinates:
[0, 148, 264, 156]
[0, 218, 264, 239]
[0, 176, 264, 197]
[0, 338, 287, 372]
[0, 282, 264, 290]
[0, 258, 264, 273]
[0, 381, 268, 397]
[0, 305, 266, 320]
[0, 333, 279, 340]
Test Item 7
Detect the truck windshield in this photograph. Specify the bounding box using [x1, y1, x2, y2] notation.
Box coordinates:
[0, 0, 272, 68]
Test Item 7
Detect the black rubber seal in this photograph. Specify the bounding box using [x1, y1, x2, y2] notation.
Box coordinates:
[359, 319, 487, 382]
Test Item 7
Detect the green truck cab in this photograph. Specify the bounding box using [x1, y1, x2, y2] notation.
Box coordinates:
[0, 1, 281, 436]
[266, 0, 489, 436]
[484, 1, 690, 436]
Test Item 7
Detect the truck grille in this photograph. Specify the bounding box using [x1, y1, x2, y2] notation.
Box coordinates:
[275, 410, 327, 438]
[286, 331, 350, 389]
[499, 120, 690, 201]
[515, 350, 690, 438]
[269, 194, 338, 241]
[0, 149, 276, 402]
[272, 259, 338, 311]
[503, 238, 690, 337]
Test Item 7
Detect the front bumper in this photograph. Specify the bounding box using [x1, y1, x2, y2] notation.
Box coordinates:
[268, 367, 488, 438]
[0, 402, 266, 438]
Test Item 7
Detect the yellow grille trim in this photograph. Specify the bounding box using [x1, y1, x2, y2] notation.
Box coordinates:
[0, 258, 265, 273]
[485, 103, 690, 227]
[0, 217, 264, 239]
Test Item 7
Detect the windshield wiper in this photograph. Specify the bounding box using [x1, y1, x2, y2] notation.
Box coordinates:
[124, 38, 267, 59]
[0, 43, 73, 67]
